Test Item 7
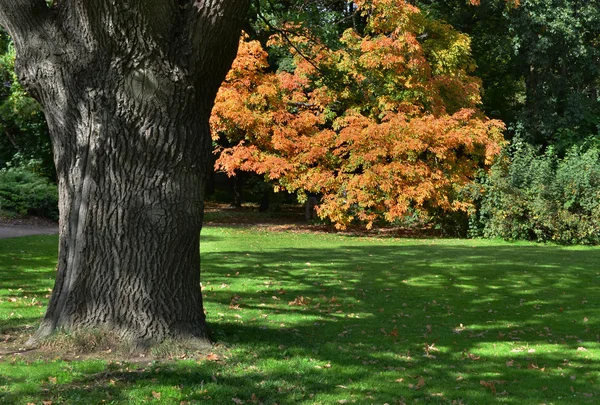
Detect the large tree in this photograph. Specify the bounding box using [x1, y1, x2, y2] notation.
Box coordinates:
[0, 0, 249, 347]
[213, 1, 504, 229]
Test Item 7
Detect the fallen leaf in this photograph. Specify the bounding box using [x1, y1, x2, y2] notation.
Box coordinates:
[288, 296, 308, 306]
[468, 353, 480, 360]
[151, 391, 161, 400]
[48, 376, 57, 384]
[416, 376, 425, 389]
[506, 360, 514, 367]
[206, 353, 220, 361]
[232, 398, 243, 404]
[480, 380, 496, 394]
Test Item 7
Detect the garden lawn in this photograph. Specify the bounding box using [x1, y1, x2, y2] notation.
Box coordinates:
[1, 227, 600, 404]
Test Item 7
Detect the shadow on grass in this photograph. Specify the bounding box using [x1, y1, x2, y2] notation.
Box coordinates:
[0, 235, 57, 295]
[2, 234, 600, 403]
[198, 242, 600, 403]
[0, 235, 57, 336]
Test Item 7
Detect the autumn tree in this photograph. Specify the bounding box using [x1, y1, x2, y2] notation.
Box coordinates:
[212, 0, 504, 229]
[0, 0, 250, 346]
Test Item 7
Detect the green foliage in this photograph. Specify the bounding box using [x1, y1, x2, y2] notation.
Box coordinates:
[508, 0, 600, 148]
[0, 159, 58, 219]
[420, 0, 600, 150]
[471, 140, 600, 244]
[0, 30, 53, 178]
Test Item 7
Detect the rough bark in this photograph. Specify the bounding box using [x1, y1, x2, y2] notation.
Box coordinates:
[0, 0, 249, 346]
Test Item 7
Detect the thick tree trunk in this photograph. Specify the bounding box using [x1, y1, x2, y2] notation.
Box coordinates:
[37, 88, 213, 345]
[0, 0, 249, 346]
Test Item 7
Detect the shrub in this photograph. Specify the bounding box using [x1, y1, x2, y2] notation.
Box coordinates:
[0, 159, 58, 220]
[470, 140, 600, 244]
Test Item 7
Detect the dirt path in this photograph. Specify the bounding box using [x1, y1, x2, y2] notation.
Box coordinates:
[0, 217, 58, 239]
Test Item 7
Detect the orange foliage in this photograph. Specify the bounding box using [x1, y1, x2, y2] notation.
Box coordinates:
[211, 0, 505, 229]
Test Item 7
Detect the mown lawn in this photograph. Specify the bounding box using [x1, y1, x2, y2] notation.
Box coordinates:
[1, 226, 600, 404]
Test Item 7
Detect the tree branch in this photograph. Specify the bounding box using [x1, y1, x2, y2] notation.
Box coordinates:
[189, 0, 251, 101]
[0, 0, 53, 50]
[256, 11, 328, 77]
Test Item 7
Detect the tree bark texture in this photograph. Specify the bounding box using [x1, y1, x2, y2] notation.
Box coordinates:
[0, 0, 249, 345]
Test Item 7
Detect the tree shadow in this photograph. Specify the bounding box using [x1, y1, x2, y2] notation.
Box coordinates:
[0, 235, 57, 295]
[197, 242, 600, 402]
[2, 234, 600, 403]
[0, 235, 56, 335]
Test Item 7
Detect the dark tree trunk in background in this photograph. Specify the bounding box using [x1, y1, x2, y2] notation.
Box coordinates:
[0, 0, 249, 346]
[231, 171, 246, 208]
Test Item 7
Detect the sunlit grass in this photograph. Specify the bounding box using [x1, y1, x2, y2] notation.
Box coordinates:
[1, 227, 600, 404]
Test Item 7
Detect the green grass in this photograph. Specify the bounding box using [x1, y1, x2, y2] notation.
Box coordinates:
[1, 227, 600, 404]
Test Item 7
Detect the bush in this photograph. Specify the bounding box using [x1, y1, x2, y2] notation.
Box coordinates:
[470, 140, 600, 244]
[0, 160, 58, 220]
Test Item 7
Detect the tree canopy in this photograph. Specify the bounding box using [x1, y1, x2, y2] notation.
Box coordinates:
[212, 0, 505, 228]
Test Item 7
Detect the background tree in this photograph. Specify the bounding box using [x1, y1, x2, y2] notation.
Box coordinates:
[0, 0, 249, 346]
[0, 30, 53, 177]
[212, 0, 505, 229]
[420, 0, 600, 150]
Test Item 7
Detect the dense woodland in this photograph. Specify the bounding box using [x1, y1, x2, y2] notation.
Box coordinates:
[1, 0, 599, 243]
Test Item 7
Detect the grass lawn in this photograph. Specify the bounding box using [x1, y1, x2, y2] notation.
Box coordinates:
[1, 226, 600, 404]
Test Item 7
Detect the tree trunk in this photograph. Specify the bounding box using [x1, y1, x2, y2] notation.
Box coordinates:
[38, 86, 213, 345]
[0, 0, 249, 346]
